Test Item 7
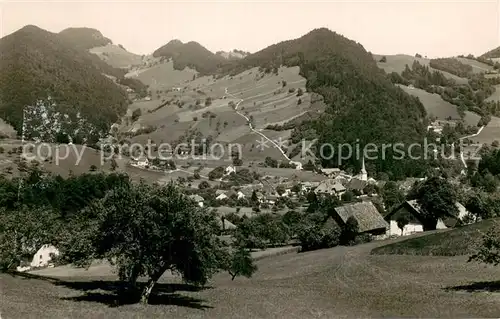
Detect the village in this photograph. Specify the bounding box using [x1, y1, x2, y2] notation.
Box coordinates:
[22, 152, 475, 272]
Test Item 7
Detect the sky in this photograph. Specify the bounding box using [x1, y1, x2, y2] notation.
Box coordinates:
[1, 0, 499, 58]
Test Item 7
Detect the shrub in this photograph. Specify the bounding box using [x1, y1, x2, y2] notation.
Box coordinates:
[297, 214, 341, 252]
[339, 216, 359, 245]
[296, 88, 304, 96]
[131, 108, 142, 121]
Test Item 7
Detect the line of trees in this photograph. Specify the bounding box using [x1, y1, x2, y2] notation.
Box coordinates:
[0, 163, 257, 304]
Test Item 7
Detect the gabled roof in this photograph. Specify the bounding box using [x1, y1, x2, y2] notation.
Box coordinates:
[215, 189, 227, 195]
[346, 178, 367, 191]
[334, 201, 388, 233]
[314, 179, 346, 194]
[188, 194, 204, 202]
[321, 168, 341, 175]
[218, 217, 236, 230]
[387, 200, 462, 228]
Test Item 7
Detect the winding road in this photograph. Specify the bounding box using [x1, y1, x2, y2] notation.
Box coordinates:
[459, 125, 484, 170]
[224, 87, 299, 166]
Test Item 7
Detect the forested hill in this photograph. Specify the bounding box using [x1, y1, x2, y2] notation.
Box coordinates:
[153, 40, 226, 75]
[481, 46, 500, 59]
[58, 27, 112, 51]
[0, 25, 128, 139]
[222, 28, 428, 179]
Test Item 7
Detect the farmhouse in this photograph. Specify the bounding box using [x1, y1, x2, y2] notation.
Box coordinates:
[215, 190, 228, 200]
[384, 200, 466, 236]
[135, 156, 149, 168]
[225, 165, 236, 175]
[31, 244, 59, 268]
[189, 194, 205, 207]
[314, 179, 346, 197]
[346, 178, 367, 193]
[301, 181, 320, 193]
[333, 201, 388, 235]
[320, 168, 341, 178]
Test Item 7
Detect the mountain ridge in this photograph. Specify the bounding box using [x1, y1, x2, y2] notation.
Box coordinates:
[0, 25, 128, 141]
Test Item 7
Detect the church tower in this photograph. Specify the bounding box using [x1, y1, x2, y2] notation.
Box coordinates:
[360, 156, 368, 181]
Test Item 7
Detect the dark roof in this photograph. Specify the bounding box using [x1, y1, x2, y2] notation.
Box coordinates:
[346, 178, 368, 191]
[334, 201, 388, 233]
[386, 200, 460, 227]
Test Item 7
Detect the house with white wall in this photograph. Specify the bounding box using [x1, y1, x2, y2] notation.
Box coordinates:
[31, 244, 59, 268]
[384, 200, 464, 237]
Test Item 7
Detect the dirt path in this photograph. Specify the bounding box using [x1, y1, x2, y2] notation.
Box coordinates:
[224, 87, 294, 164]
[459, 125, 484, 170]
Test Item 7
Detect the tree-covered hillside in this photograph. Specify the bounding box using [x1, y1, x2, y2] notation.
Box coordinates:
[481, 46, 500, 59]
[153, 40, 225, 75]
[0, 25, 128, 139]
[58, 27, 112, 51]
[220, 28, 429, 179]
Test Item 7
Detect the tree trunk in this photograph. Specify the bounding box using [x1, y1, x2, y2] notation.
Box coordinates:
[140, 265, 169, 304]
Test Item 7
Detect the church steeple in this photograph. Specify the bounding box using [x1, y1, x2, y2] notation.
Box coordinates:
[360, 156, 367, 181]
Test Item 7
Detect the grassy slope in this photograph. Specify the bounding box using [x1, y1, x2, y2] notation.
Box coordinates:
[374, 54, 469, 84]
[470, 115, 500, 144]
[89, 44, 143, 69]
[122, 64, 313, 163]
[371, 218, 500, 256]
[455, 57, 494, 74]
[397, 84, 480, 126]
[3, 237, 500, 318]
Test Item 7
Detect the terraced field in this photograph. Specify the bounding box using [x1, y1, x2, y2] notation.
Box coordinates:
[122, 63, 320, 164]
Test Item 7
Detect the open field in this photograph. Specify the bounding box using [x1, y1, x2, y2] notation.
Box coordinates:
[120, 64, 317, 164]
[371, 218, 500, 256]
[3, 234, 500, 318]
[470, 115, 500, 145]
[486, 84, 500, 102]
[397, 85, 480, 126]
[125, 60, 197, 87]
[89, 44, 143, 69]
[374, 54, 469, 84]
[455, 57, 495, 74]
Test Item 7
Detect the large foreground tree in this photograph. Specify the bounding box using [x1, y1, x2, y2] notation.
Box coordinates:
[58, 181, 246, 303]
[408, 177, 458, 230]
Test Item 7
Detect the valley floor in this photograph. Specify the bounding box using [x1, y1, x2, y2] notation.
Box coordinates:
[2, 236, 500, 318]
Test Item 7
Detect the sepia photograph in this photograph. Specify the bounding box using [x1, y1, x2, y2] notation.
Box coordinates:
[0, 0, 500, 317]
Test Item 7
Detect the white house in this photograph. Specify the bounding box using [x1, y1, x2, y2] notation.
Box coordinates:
[385, 200, 461, 237]
[225, 165, 236, 175]
[215, 190, 229, 201]
[314, 179, 346, 198]
[189, 194, 205, 207]
[236, 191, 246, 199]
[290, 161, 303, 170]
[144, 96, 152, 101]
[31, 244, 59, 268]
[135, 156, 149, 168]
